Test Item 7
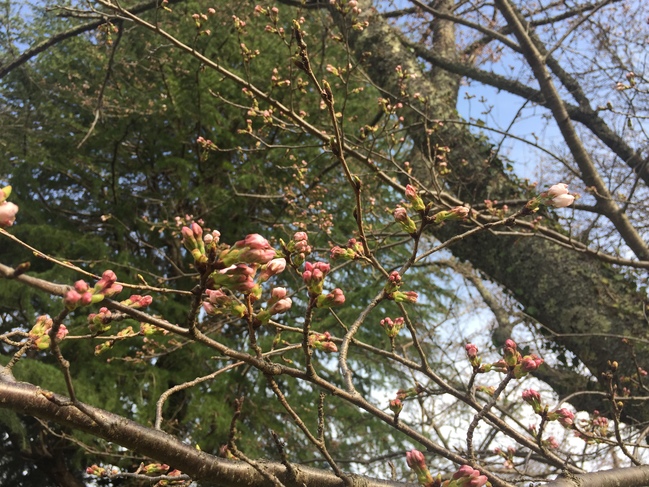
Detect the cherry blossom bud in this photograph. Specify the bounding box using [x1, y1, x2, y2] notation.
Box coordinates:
[465, 343, 480, 367]
[383, 271, 402, 294]
[522, 389, 543, 413]
[405, 450, 433, 485]
[303, 261, 330, 295]
[405, 184, 425, 211]
[550, 193, 575, 208]
[74, 280, 89, 293]
[86, 465, 107, 476]
[392, 290, 418, 304]
[389, 398, 403, 416]
[64, 289, 83, 310]
[380, 317, 404, 338]
[259, 258, 286, 281]
[268, 297, 292, 315]
[88, 307, 113, 333]
[309, 332, 338, 353]
[121, 294, 153, 309]
[550, 408, 575, 428]
[222, 234, 276, 265]
[316, 288, 346, 308]
[547, 183, 569, 197]
[503, 339, 520, 367]
[393, 206, 417, 234]
[142, 463, 169, 475]
[452, 465, 488, 487]
[0, 201, 18, 227]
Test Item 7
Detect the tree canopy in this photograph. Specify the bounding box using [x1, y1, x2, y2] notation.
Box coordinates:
[1, 0, 649, 486]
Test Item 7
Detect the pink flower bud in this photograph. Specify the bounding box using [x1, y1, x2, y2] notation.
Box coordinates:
[74, 280, 89, 293]
[64, 289, 82, 310]
[316, 288, 346, 308]
[405, 184, 425, 211]
[405, 449, 426, 470]
[389, 398, 403, 415]
[392, 290, 418, 304]
[465, 343, 478, 359]
[547, 183, 569, 197]
[268, 297, 292, 315]
[259, 258, 286, 281]
[553, 408, 575, 428]
[293, 231, 308, 242]
[393, 207, 418, 234]
[550, 193, 575, 208]
[0, 201, 18, 227]
[271, 287, 288, 300]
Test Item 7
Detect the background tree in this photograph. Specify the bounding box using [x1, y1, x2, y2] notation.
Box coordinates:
[1, 0, 649, 486]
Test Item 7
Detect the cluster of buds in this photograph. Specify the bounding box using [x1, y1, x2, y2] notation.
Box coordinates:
[0, 185, 18, 227]
[202, 289, 246, 318]
[303, 261, 331, 296]
[451, 465, 489, 487]
[396, 384, 423, 401]
[522, 389, 543, 414]
[29, 315, 68, 350]
[383, 271, 418, 304]
[405, 184, 426, 212]
[574, 410, 608, 441]
[211, 264, 260, 296]
[430, 206, 471, 224]
[494, 447, 516, 470]
[141, 463, 170, 475]
[330, 238, 364, 261]
[284, 231, 312, 266]
[380, 316, 405, 338]
[87, 295, 152, 334]
[494, 339, 544, 379]
[158, 469, 184, 486]
[85, 465, 108, 477]
[64, 271, 123, 311]
[87, 307, 113, 333]
[182, 223, 207, 266]
[393, 206, 418, 234]
[316, 287, 345, 308]
[522, 388, 575, 430]
[308, 331, 338, 353]
[547, 408, 575, 428]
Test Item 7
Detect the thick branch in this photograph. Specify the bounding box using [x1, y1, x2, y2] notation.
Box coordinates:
[0, 380, 414, 487]
[544, 467, 649, 487]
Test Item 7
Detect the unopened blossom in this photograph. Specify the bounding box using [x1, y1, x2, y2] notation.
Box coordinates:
[182, 224, 207, 264]
[267, 297, 292, 315]
[259, 258, 286, 281]
[389, 398, 403, 415]
[222, 233, 277, 265]
[465, 343, 480, 367]
[211, 264, 257, 293]
[0, 201, 19, 227]
[393, 206, 418, 234]
[547, 183, 568, 197]
[316, 288, 346, 308]
[545, 183, 575, 208]
[432, 206, 470, 224]
[405, 450, 433, 485]
[405, 184, 425, 211]
[545, 436, 560, 449]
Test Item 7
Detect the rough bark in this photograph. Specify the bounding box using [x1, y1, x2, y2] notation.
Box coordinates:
[333, 0, 649, 421]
